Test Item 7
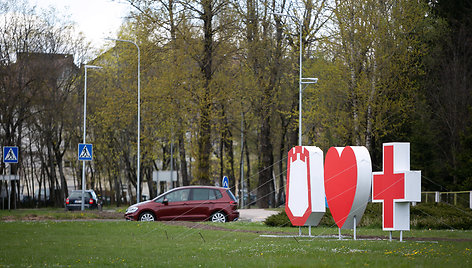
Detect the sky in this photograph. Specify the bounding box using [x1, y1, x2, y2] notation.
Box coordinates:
[29, 0, 132, 49]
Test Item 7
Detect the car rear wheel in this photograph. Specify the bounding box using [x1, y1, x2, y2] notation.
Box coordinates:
[210, 212, 227, 223]
[139, 212, 155, 221]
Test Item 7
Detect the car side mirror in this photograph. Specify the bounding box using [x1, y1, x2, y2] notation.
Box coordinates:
[163, 198, 169, 205]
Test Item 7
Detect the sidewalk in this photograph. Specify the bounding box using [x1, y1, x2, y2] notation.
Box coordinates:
[238, 209, 279, 222]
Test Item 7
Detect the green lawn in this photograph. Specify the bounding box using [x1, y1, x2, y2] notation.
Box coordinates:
[0, 208, 123, 221]
[1, 221, 471, 267]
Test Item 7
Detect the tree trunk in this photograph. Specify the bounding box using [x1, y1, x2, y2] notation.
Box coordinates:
[178, 131, 189, 186]
[146, 166, 155, 199]
[57, 160, 68, 205]
[196, 0, 214, 185]
[365, 53, 377, 151]
[255, 7, 284, 208]
[278, 118, 288, 207]
[257, 113, 274, 208]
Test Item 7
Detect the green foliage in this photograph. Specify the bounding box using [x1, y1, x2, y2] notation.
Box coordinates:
[4, 0, 471, 211]
[411, 203, 472, 230]
[264, 210, 293, 227]
[305, 0, 431, 152]
[458, 125, 472, 189]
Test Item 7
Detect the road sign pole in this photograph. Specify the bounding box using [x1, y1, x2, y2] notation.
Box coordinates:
[81, 161, 86, 211]
[3, 147, 19, 211]
[82, 66, 88, 211]
[8, 164, 11, 211]
[170, 138, 174, 188]
[80, 65, 101, 211]
[1, 162, 4, 210]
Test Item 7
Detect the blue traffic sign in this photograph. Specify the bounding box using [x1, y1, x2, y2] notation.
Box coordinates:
[3, 146, 18, 163]
[222, 176, 229, 188]
[78, 143, 93, 161]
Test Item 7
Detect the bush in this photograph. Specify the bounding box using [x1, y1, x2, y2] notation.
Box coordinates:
[264, 210, 293, 227]
[411, 202, 472, 229]
[264, 202, 472, 230]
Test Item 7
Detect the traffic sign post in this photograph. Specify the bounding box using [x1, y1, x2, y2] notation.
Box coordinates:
[3, 147, 18, 163]
[2, 146, 19, 211]
[222, 176, 229, 189]
[78, 144, 93, 161]
[78, 143, 93, 211]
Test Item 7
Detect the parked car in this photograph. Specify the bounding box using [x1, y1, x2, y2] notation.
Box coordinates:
[125, 186, 239, 222]
[65, 190, 99, 210]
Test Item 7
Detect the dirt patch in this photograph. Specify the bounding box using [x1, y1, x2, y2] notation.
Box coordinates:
[356, 235, 472, 242]
[162, 221, 292, 235]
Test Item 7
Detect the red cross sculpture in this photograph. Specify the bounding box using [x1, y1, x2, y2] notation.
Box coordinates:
[372, 143, 421, 231]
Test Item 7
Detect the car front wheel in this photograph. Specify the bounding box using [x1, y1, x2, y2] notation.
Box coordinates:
[139, 212, 155, 221]
[210, 212, 227, 223]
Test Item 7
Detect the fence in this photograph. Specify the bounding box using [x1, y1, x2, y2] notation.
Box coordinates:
[422, 191, 472, 209]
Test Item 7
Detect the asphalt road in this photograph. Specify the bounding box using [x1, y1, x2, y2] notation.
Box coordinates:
[238, 209, 279, 222]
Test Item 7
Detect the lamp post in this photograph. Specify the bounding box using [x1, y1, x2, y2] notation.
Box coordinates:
[272, 12, 318, 236]
[105, 38, 141, 203]
[82, 64, 102, 211]
[271, 13, 318, 146]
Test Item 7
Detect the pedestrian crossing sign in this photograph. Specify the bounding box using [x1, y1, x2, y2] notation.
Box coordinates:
[78, 143, 93, 161]
[222, 176, 229, 188]
[3, 146, 18, 163]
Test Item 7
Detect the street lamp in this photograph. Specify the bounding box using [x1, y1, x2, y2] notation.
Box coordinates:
[271, 12, 318, 146]
[82, 64, 102, 211]
[105, 37, 141, 203]
[272, 12, 318, 237]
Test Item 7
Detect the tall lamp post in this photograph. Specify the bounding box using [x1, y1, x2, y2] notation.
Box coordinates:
[271, 12, 318, 146]
[105, 38, 141, 203]
[272, 12, 318, 236]
[82, 65, 102, 211]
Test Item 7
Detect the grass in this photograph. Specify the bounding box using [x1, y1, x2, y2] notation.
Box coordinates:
[0, 220, 471, 267]
[1, 203, 472, 267]
[0, 208, 123, 221]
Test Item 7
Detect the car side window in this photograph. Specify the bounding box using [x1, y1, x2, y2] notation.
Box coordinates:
[166, 189, 190, 202]
[209, 189, 223, 200]
[192, 189, 210, 201]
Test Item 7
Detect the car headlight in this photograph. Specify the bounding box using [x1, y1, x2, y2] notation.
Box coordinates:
[126, 206, 138, 214]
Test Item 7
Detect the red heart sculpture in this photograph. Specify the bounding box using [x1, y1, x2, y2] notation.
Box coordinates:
[324, 147, 358, 229]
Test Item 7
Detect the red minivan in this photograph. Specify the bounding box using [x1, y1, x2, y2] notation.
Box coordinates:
[124, 186, 239, 222]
